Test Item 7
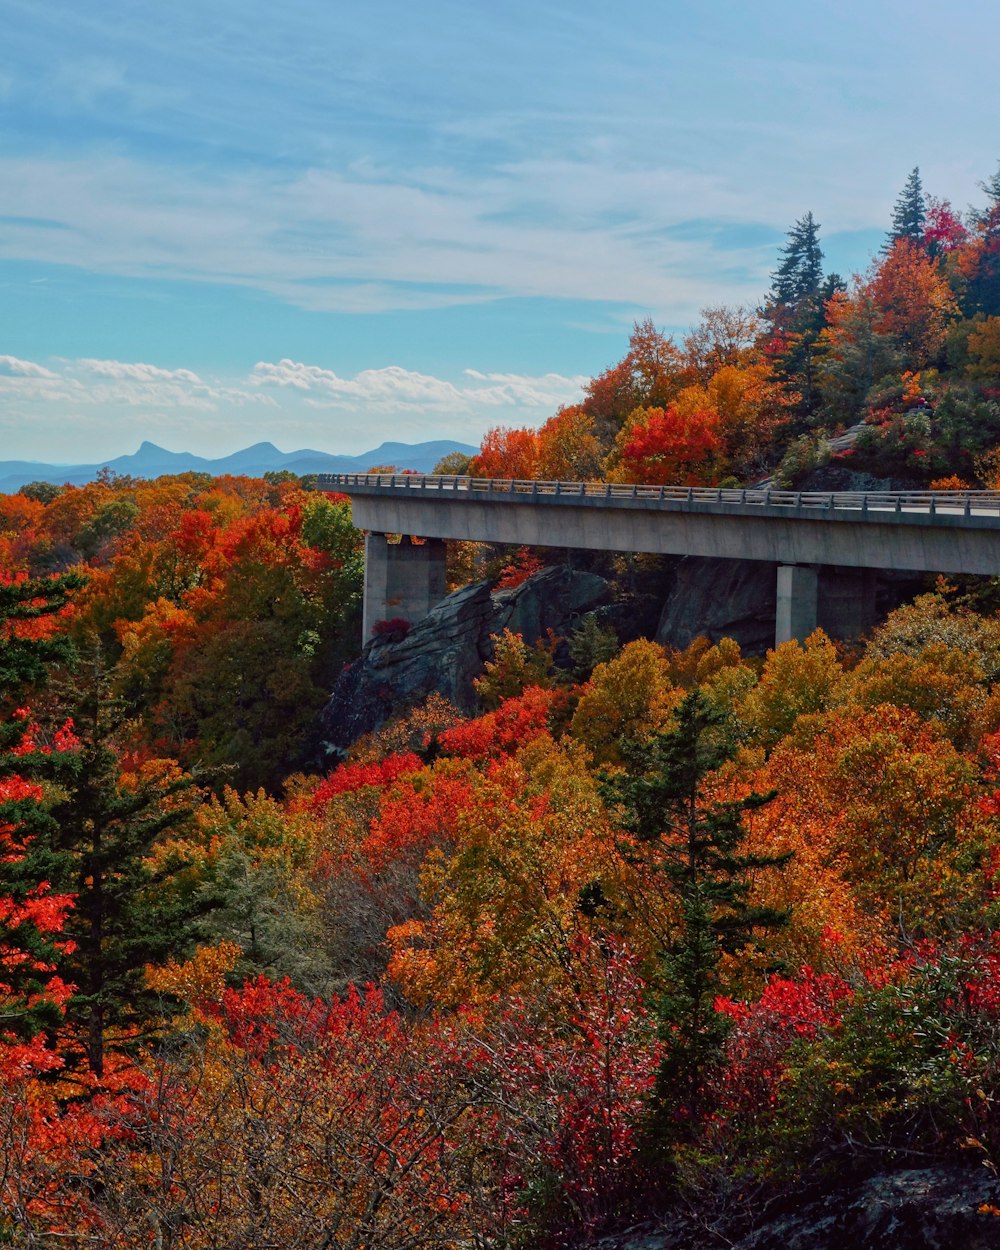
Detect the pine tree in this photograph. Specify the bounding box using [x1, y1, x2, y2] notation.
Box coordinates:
[50, 649, 209, 1076]
[967, 162, 1000, 316]
[769, 212, 824, 310]
[885, 167, 926, 251]
[0, 572, 85, 719]
[978, 160, 1000, 217]
[764, 214, 831, 422]
[0, 572, 85, 1039]
[602, 691, 790, 1134]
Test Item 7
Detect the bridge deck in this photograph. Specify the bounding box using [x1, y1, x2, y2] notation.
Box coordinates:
[318, 473, 1000, 529]
[322, 475, 1000, 645]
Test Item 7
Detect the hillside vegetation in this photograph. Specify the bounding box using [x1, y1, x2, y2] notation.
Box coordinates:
[2, 166, 1000, 1247]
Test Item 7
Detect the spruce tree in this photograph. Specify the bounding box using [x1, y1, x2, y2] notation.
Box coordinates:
[0, 571, 85, 1039]
[602, 691, 790, 1134]
[764, 214, 831, 421]
[885, 167, 926, 251]
[50, 648, 210, 1076]
[769, 212, 824, 310]
[978, 160, 1000, 216]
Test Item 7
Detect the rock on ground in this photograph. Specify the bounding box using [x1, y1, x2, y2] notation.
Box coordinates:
[320, 565, 610, 753]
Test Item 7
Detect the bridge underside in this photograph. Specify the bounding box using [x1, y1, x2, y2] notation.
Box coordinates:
[361, 533, 881, 649]
[346, 486, 1000, 649]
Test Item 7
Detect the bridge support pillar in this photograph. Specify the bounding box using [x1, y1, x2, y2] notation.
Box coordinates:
[775, 564, 818, 646]
[363, 533, 448, 639]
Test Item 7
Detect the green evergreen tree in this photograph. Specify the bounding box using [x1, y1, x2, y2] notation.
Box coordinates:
[769, 212, 824, 310]
[602, 691, 790, 1135]
[885, 167, 926, 251]
[0, 572, 85, 1039]
[978, 160, 1000, 217]
[967, 162, 1000, 317]
[51, 650, 210, 1076]
[765, 215, 835, 421]
[0, 572, 85, 715]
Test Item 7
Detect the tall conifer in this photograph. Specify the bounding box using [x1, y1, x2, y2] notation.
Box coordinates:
[885, 167, 926, 251]
[769, 212, 824, 309]
[602, 691, 790, 1136]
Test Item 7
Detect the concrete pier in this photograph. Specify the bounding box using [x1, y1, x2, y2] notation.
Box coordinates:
[775, 564, 818, 645]
[362, 534, 447, 639]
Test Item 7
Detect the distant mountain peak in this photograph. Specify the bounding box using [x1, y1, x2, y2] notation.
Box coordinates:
[0, 438, 479, 495]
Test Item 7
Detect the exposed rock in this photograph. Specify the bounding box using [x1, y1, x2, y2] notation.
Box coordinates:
[655, 556, 927, 655]
[320, 566, 611, 753]
[655, 556, 776, 653]
[798, 465, 923, 493]
[733, 1166, 1000, 1250]
[594, 1165, 1000, 1250]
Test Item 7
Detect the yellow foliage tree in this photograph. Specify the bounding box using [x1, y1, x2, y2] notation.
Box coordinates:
[570, 639, 683, 764]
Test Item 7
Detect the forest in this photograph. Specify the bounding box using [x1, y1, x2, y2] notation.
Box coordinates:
[2, 164, 1000, 1247]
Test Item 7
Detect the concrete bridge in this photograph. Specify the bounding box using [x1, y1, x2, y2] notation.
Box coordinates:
[319, 474, 1000, 647]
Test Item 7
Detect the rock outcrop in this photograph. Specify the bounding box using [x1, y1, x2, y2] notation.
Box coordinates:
[320, 566, 610, 753]
[655, 556, 776, 652]
[595, 1165, 1000, 1250]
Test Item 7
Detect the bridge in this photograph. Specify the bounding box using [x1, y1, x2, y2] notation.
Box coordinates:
[319, 474, 1000, 647]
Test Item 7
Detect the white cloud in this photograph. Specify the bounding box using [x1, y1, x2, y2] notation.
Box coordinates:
[0, 354, 60, 379]
[0, 149, 831, 323]
[0, 354, 583, 462]
[250, 359, 585, 414]
[78, 358, 204, 384]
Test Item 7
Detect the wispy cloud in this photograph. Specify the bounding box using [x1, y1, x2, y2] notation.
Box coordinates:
[0, 152, 777, 320]
[250, 359, 586, 413]
[0, 354, 583, 462]
[0, 355, 60, 379]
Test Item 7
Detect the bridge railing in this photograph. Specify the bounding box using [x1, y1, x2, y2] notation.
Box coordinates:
[318, 473, 1000, 517]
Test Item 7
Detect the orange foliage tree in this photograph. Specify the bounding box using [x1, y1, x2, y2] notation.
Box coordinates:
[468, 426, 539, 479]
[868, 238, 958, 369]
[616, 405, 722, 486]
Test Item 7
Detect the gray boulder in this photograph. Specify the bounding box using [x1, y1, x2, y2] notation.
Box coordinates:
[320, 566, 610, 752]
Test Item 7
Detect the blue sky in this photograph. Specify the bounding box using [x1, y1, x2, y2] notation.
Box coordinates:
[1, 0, 998, 462]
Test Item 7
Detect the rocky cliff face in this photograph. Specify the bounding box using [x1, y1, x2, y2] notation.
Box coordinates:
[655, 556, 776, 652]
[594, 1165, 1000, 1250]
[320, 566, 610, 754]
[321, 548, 924, 754]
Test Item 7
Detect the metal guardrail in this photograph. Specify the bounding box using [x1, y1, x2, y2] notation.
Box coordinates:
[318, 473, 1000, 519]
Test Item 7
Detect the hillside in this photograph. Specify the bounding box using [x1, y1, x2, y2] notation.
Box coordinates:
[2, 165, 1000, 1248]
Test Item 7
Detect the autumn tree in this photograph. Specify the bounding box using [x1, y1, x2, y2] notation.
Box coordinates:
[614, 405, 722, 486]
[468, 425, 539, 479]
[389, 737, 626, 1008]
[535, 405, 603, 480]
[817, 285, 900, 425]
[868, 238, 958, 369]
[582, 318, 686, 441]
[672, 362, 796, 477]
[760, 704, 976, 938]
[682, 305, 761, 384]
[570, 639, 682, 765]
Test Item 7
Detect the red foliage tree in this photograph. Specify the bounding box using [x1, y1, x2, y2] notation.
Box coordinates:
[619, 405, 722, 485]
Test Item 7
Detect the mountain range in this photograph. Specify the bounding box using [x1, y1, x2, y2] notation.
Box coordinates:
[0, 439, 477, 494]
